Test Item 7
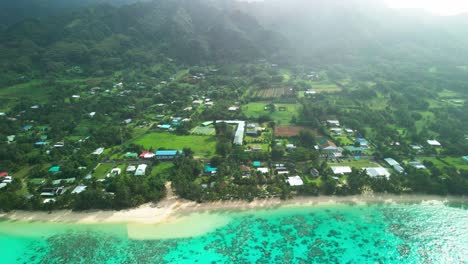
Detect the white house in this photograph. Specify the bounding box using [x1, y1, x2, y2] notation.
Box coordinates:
[135, 164, 148, 176]
[71, 185, 87, 194]
[384, 158, 400, 167]
[92, 147, 105, 155]
[257, 167, 269, 174]
[126, 166, 137, 172]
[327, 120, 340, 127]
[110, 168, 122, 175]
[287, 176, 304, 186]
[427, 140, 442, 147]
[331, 166, 352, 175]
[365, 167, 391, 179]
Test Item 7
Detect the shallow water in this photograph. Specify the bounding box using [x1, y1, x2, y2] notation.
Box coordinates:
[0, 201, 467, 263]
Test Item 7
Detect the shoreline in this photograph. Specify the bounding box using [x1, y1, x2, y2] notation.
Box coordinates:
[0, 194, 466, 225]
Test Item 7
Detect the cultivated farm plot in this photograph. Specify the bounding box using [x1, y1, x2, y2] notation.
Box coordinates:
[242, 102, 301, 126]
[133, 132, 216, 157]
[191, 126, 216, 135]
[275, 126, 318, 137]
[329, 159, 379, 169]
[254, 87, 294, 98]
[300, 81, 342, 94]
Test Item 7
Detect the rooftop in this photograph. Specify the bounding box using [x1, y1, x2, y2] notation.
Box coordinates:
[384, 158, 400, 167]
[427, 140, 442, 146]
[71, 185, 87, 194]
[156, 150, 180, 156]
[331, 166, 352, 175]
[365, 167, 391, 179]
[287, 176, 304, 186]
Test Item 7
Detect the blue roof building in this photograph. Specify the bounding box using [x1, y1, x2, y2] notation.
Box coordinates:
[204, 165, 218, 175]
[155, 150, 181, 160]
[253, 161, 261, 167]
[463, 156, 468, 162]
[23, 125, 33, 131]
[34, 141, 48, 147]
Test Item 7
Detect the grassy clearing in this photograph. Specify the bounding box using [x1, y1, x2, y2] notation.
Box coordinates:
[332, 136, 354, 146]
[415, 111, 435, 132]
[0, 80, 51, 100]
[93, 163, 114, 179]
[308, 81, 342, 93]
[242, 102, 300, 126]
[443, 157, 468, 170]
[151, 163, 174, 178]
[133, 132, 216, 157]
[422, 157, 468, 170]
[438, 89, 460, 98]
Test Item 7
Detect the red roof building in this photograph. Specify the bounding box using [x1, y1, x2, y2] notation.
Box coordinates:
[0, 172, 9, 177]
[139, 151, 155, 159]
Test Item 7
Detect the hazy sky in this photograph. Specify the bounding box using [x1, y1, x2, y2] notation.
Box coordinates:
[385, 0, 468, 16]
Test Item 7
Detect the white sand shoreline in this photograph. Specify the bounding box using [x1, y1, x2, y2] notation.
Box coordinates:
[0, 194, 466, 225]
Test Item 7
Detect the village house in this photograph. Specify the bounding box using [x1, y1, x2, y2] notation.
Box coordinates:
[140, 151, 156, 159]
[134, 164, 148, 176]
[156, 150, 181, 160]
[356, 138, 369, 149]
[365, 167, 391, 179]
[319, 140, 338, 154]
[331, 166, 352, 175]
[125, 152, 138, 159]
[287, 176, 304, 186]
[326, 120, 340, 127]
[427, 140, 442, 147]
[310, 168, 320, 178]
[409, 161, 427, 170]
[71, 185, 87, 194]
[240, 165, 252, 178]
[48, 166, 61, 174]
[344, 146, 365, 156]
[204, 165, 218, 176]
[246, 130, 259, 137]
[92, 147, 105, 155]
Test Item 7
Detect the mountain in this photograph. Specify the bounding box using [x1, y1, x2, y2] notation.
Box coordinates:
[1, 0, 468, 85]
[0, 0, 149, 26]
[0, 0, 287, 84]
[239, 0, 468, 66]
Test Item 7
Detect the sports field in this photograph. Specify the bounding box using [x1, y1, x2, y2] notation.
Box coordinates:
[133, 132, 216, 157]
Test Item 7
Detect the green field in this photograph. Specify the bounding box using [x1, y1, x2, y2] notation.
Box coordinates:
[151, 163, 174, 178]
[133, 132, 216, 157]
[242, 102, 300, 126]
[93, 163, 114, 179]
[422, 157, 468, 170]
[191, 126, 216, 135]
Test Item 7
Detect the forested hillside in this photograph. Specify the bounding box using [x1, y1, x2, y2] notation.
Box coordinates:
[0, 0, 287, 86]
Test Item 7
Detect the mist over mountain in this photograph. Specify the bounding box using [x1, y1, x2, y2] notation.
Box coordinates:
[238, 0, 468, 65]
[1, 0, 468, 84]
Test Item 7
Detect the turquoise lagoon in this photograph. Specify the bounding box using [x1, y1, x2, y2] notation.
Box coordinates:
[0, 201, 467, 263]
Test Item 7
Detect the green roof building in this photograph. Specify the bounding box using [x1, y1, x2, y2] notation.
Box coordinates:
[48, 166, 60, 173]
[124, 152, 138, 158]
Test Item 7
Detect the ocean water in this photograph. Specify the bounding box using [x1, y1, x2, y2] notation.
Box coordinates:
[0, 201, 467, 263]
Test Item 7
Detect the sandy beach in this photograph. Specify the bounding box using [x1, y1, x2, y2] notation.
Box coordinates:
[1, 191, 466, 225]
